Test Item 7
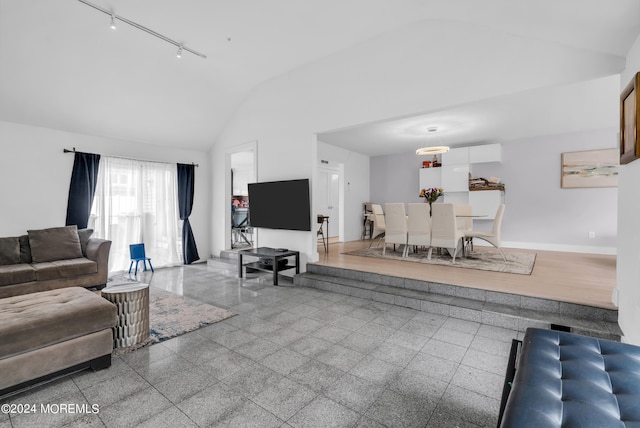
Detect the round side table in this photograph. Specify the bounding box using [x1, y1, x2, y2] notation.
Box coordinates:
[102, 283, 150, 348]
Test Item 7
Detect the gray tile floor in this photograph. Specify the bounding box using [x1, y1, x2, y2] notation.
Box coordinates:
[1, 258, 521, 428]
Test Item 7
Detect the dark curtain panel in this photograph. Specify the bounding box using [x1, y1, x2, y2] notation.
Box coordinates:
[177, 163, 200, 264]
[65, 152, 101, 229]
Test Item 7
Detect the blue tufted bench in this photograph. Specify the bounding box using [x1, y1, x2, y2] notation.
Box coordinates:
[499, 328, 640, 428]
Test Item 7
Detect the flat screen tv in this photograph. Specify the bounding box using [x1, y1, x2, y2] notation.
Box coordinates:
[248, 179, 311, 231]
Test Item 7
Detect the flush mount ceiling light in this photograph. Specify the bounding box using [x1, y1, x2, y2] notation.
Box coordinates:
[77, 0, 207, 59]
[416, 146, 450, 155]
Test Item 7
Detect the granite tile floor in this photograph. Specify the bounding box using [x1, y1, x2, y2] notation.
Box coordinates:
[1, 258, 522, 428]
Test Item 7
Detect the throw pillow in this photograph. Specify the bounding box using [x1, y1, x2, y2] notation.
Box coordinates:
[18, 235, 32, 263]
[27, 225, 83, 263]
[77, 228, 94, 255]
[0, 237, 21, 265]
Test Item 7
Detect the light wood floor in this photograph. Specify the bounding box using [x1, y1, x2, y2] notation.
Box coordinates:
[315, 240, 617, 310]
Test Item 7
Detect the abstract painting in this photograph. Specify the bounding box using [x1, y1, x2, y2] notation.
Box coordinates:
[561, 148, 619, 188]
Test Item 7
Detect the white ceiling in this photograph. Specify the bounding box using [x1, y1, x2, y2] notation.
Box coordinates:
[1, 0, 639, 153]
[318, 74, 623, 157]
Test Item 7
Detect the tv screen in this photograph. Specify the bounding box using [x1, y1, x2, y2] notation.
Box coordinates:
[248, 179, 311, 231]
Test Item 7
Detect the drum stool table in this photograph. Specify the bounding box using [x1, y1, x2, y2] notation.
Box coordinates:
[101, 283, 150, 348]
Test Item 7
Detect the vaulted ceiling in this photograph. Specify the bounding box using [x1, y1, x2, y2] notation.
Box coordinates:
[1, 0, 639, 153]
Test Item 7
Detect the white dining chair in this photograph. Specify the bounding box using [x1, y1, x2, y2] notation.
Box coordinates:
[369, 204, 386, 247]
[407, 203, 431, 257]
[382, 203, 407, 256]
[465, 204, 507, 261]
[454, 204, 473, 254]
[430, 203, 465, 262]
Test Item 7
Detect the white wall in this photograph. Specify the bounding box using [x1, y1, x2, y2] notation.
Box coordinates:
[371, 154, 427, 206]
[616, 34, 640, 344]
[317, 140, 370, 243]
[210, 19, 625, 261]
[211, 115, 316, 263]
[0, 120, 211, 264]
[475, 130, 617, 252]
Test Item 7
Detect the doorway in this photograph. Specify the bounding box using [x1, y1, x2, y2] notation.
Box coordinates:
[227, 142, 257, 250]
[317, 163, 342, 242]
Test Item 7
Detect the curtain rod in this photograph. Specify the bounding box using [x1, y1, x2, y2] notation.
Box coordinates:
[63, 148, 199, 167]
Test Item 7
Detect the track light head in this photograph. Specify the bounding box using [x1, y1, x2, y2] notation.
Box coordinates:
[176, 45, 183, 58]
[110, 14, 117, 30]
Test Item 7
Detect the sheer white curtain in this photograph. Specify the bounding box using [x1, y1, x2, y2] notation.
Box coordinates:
[89, 157, 182, 272]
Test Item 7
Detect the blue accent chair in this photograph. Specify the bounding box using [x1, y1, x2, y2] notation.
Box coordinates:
[129, 243, 154, 275]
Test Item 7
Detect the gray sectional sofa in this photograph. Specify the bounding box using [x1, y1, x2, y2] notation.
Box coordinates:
[0, 225, 111, 299]
[0, 225, 115, 397]
[0, 287, 117, 397]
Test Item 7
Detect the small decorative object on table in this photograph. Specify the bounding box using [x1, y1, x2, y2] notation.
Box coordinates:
[419, 187, 444, 215]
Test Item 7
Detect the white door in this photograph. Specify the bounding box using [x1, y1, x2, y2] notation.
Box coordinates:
[318, 167, 340, 238]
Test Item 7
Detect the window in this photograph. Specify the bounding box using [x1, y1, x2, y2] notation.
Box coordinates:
[90, 157, 182, 272]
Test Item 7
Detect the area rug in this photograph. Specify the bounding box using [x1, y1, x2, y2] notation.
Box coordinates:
[344, 246, 536, 275]
[107, 272, 138, 286]
[111, 286, 235, 355]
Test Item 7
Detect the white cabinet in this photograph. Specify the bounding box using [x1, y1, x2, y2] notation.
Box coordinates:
[442, 147, 469, 165]
[444, 192, 469, 206]
[419, 168, 441, 190]
[419, 144, 502, 217]
[469, 143, 501, 163]
[441, 147, 470, 192]
[441, 165, 469, 192]
[469, 190, 503, 219]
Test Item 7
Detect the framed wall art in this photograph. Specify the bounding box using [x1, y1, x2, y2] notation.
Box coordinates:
[561, 148, 619, 189]
[620, 72, 640, 165]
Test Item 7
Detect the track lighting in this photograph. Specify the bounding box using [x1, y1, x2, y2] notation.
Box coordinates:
[77, 0, 207, 59]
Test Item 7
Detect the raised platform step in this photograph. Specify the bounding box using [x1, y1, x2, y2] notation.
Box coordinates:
[219, 249, 240, 260]
[294, 263, 621, 341]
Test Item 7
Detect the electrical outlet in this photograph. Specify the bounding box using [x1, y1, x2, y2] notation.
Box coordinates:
[588, 231, 596, 239]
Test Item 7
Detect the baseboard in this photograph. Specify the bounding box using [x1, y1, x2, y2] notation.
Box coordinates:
[493, 241, 616, 255]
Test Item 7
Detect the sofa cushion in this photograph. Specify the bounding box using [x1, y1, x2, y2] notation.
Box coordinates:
[18, 235, 32, 263]
[31, 258, 97, 281]
[77, 229, 94, 255]
[0, 287, 117, 359]
[0, 237, 21, 265]
[0, 264, 36, 287]
[27, 226, 83, 263]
